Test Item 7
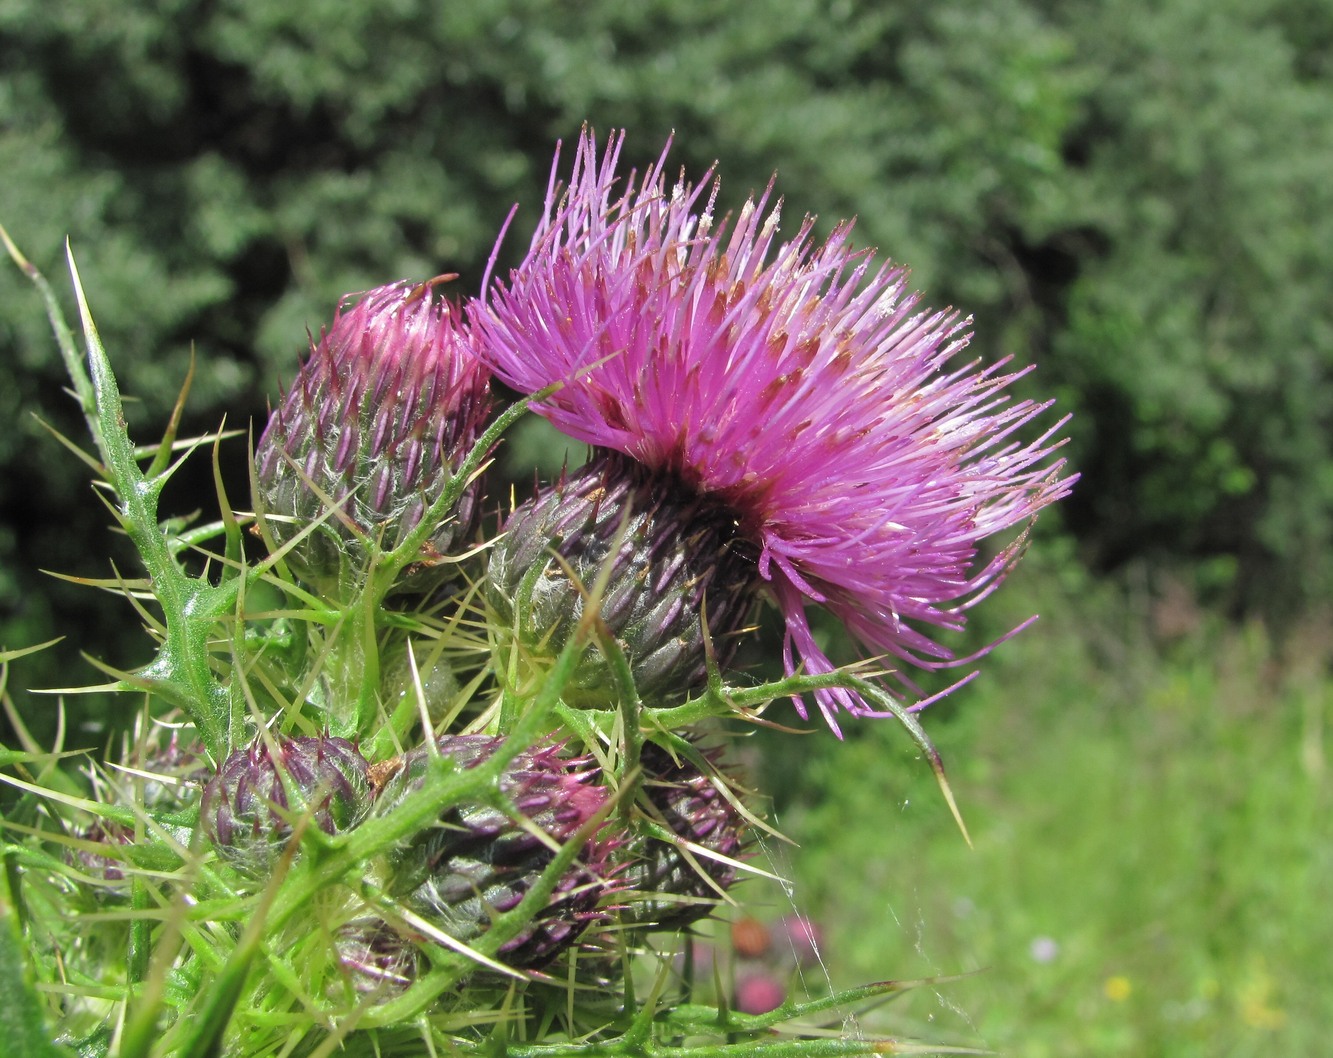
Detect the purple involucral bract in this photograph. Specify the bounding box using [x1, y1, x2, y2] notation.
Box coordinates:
[618, 740, 748, 929]
[487, 451, 759, 708]
[471, 130, 1075, 732]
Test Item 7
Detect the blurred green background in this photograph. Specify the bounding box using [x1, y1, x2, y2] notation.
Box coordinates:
[1, 1, 1329, 1053]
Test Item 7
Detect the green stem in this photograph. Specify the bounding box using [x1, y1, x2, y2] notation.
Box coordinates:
[63, 251, 239, 758]
[0, 229, 100, 457]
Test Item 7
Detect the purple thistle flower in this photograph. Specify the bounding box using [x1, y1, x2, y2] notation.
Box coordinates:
[735, 973, 787, 1016]
[255, 279, 492, 593]
[772, 913, 824, 969]
[471, 131, 1074, 732]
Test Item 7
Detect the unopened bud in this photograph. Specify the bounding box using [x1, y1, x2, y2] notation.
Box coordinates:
[620, 740, 748, 928]
[379, 735, 618, 968]
[200, 735, 372, 873]
[255, 280, 492, 594]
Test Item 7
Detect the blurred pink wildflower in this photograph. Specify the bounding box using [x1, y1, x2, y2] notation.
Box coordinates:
[472, 131, 1074, 732]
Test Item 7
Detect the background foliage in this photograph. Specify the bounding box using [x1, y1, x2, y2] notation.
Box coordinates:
[5, 0, 1333, 681]
[756, 552, 1332, 1057]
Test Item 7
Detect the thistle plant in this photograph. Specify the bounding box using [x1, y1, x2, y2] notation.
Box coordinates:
[0, 129, 1073, 1058]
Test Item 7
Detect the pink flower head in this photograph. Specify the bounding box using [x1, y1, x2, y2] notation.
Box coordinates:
[471, 131, 1073, 732]
[256, 279, 492, 590]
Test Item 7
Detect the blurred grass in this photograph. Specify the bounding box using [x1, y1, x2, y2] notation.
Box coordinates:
[755, 553, 1331, 1057]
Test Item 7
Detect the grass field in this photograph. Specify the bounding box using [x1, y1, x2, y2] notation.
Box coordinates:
[748, 560, 1331, 1057]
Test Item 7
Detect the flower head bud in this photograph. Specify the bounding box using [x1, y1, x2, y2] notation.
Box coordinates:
[200, 735, 372, 873]
[134, 733, 209, 815]
[378, 734, 616, 968]
[487, 453, 759, 708]
[619, 740, 747, 928]
[333, 918, 420, 997]
[255, 280, 492, 594]
[68, 820, 133, 886]
[67, 735, 210, 892]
